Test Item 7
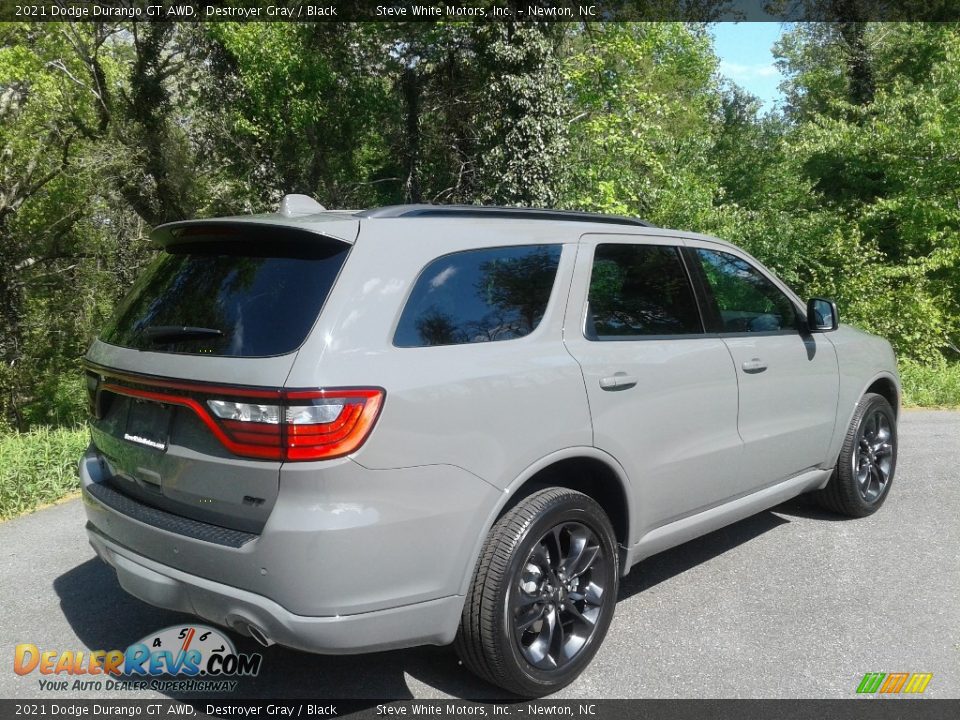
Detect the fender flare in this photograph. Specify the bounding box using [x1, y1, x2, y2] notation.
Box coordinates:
[456, 446, 635, 596]
[824, 370, 901, 475]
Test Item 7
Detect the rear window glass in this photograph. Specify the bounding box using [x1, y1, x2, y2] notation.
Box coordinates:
[100, 239, 349, 357]
[394, 245, 562, 347]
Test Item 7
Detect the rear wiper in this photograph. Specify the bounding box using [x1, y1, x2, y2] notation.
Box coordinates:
[140, 326, 224, 343]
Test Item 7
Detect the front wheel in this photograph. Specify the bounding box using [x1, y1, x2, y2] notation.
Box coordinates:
[816, 392, 897, 517]
[455, 487, 619, 697]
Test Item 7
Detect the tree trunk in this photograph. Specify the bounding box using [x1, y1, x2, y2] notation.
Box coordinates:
[402, 67, 422, 204]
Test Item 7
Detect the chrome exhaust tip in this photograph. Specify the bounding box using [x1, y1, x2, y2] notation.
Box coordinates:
[246, 623, 274, 647]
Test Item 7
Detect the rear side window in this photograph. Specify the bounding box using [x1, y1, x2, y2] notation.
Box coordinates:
[394, 245, 562, 347]
[587, 244, 702, 339]
[100, 239, 349, 357]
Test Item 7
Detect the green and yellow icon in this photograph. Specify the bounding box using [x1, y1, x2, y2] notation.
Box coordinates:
[857, 672, 933, 694]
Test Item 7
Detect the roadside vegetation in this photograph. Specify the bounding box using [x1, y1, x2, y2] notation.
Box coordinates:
[0, 427, 87, 519]
[900, 361, 960, 409]
[1, 17, 958, 518]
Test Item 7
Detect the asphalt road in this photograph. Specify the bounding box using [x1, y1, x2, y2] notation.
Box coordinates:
[2, 410, 957, 700]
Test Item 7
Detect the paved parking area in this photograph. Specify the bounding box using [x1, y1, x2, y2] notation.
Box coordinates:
[1, 410, 957, 699]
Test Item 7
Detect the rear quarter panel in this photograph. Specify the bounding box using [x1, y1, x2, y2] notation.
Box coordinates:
[284, 218, 594, 490]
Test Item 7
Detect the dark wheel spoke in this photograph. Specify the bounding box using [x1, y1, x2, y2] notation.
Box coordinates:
[512, 586, 541, 612]
[548, 606, 566, 662]
[876, 416, 891, 443]
[545, 526, 564, 572]
[877, 455, 892, 478]
[563, 600, 596, 627]
[530, 542, 550, 570]
[583, 580, 604, 607]
[564, 531, 600, 578]
[516, 602, 547, 632]
[525, 609, 555, 668]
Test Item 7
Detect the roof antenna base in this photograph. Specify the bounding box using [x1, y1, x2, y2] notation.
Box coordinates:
[279, 194, 326, 217]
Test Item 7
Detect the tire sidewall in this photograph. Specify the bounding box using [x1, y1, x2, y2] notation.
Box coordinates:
[495, 496, 619, 695]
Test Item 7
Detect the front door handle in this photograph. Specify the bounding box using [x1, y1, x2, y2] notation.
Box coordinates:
[741, 357, 768, 373]
[600, 372, 639, 391]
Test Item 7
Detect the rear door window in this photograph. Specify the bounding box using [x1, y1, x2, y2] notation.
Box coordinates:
[586, 244, 703, 339]
[100, 239, 349, 357]
[394, 245, 562, 347]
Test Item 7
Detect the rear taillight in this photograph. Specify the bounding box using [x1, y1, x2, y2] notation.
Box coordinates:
[205, 389, 384, 461]
[92, 369, 384, 461]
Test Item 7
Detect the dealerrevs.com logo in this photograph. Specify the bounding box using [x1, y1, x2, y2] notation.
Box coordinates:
[14, 625, 262, 693]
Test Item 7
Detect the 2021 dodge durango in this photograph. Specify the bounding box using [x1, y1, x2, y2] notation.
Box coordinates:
[80, 199, 900, 696]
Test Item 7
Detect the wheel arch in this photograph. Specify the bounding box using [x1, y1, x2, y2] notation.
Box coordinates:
[823, 370, 901, 478]
[864, 373, 901, 418]
[457, 447, 635, 596]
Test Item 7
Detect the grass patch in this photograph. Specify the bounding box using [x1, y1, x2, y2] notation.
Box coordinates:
[0, 427, 88, 520]
[899, 359, 960, 408]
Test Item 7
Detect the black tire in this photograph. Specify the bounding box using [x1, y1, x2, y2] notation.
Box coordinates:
[455, 487, 619, 697]
[815, 393, 897, 517]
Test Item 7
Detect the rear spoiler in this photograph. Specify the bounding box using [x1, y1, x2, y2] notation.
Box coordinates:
[151, 218, 360, 249]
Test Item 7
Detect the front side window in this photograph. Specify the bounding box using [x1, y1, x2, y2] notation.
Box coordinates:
[695, 248, 798, 333]
[586, 244, 702, 339]
[394, 245, 562, 347]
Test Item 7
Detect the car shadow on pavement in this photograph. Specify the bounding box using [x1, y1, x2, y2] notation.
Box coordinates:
[619, 508, 791, 600]
[771, 492, 856, 521]
[55, 505, 799, 702]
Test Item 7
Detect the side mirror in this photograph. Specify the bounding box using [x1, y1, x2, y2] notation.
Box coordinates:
[807, 297, 839, 332]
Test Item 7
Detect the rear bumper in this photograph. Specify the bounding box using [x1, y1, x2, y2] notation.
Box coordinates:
[86, 525, 462, 654]
[80, 445, 500, 653]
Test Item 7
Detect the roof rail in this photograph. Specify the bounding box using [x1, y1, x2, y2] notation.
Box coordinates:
[356, 204, 656, 228]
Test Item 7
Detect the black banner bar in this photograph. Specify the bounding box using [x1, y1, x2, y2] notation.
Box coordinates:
[1, 699, 958, 720]
[3, 0, 960, 23]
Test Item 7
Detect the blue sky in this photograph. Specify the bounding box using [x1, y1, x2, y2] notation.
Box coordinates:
[710, 23, 788, 113]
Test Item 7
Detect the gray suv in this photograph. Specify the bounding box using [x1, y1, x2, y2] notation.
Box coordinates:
[80, 199, 900, 696]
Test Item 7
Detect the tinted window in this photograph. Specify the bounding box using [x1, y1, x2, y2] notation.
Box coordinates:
[695, 249, 798, 333]
[100, 240, 348, 356]
[394, 245, 562, 347]
[587, 244, 702, 339]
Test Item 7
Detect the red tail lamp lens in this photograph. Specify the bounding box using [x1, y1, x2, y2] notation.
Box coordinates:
[206, 389, 385, 460]
[95, 374, 383, 461]
[283, 390, 384, 460]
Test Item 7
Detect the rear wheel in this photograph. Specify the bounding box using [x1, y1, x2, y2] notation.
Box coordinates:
[455, 487, 619, 697]
[816, 392, 897, 517]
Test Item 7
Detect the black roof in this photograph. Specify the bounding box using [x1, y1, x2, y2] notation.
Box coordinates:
[356, 204, 655, 228]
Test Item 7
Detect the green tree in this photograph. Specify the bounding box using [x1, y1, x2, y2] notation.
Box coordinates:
[561, 23, 720, 227]
[772, 22, 960, 361]
[470, 24, 568, 206]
